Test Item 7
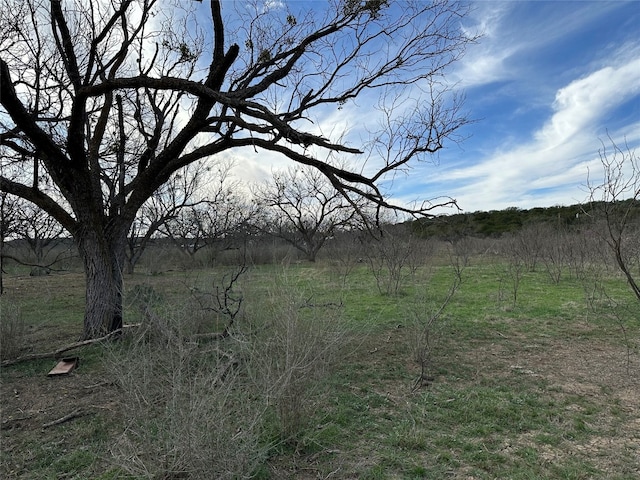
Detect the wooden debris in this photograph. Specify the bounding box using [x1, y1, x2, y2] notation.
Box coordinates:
[48, 357, 79, 376]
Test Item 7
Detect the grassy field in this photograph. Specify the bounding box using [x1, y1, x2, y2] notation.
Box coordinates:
[1, 256, 638, 479]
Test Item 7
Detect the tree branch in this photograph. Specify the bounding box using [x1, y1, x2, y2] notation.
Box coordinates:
[0, 177, 77, 234]
[0, 60, 70, 169]
[0, 326, 139, 367]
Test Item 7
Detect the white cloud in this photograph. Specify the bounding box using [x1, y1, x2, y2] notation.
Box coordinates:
[537, 59, 640, 147]
[402, 55, 640, 212]
[454, 3, 515, 87]
[263, 0, 286, 12]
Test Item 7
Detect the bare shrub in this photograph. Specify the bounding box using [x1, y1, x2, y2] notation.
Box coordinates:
[513, 224, 545, 272]
[110, 307, 267, 480]
[113, 264, 349, 475]
[322, 231, 363, 288]
[494, 235, 525, 308]
[539, 226, 569, 285]
[363, 225, 429, 295]
[0, 298, 24, 360]
[446, 237, 473, 282]
[243, 276, 349, 441]
[562, 227, 593, 281]
[409, 261, 463, 391]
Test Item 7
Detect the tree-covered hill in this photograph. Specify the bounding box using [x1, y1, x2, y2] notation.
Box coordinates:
[412, 200, 640, 239]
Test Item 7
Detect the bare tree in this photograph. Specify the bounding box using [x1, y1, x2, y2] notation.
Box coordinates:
[253, 165, 363, 262]
[585, 138, 640, 301]
[9, 200, 69, 275]
[363, 221, 427, 295]
[410, 263, 462, 392]
[125, 161, 210, 273]
[160, 163, 256, 262]
[0, 0, 475, 338]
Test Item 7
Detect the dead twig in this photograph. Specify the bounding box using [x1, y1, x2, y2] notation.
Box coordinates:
[411, 374, 435, 393]
[42, 409, 90, 429]
[213, 356, 239, 386]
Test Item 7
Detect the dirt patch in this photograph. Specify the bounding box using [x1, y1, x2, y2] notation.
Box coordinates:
[1, 368, 115, 430]
[1, 359, 120, 478]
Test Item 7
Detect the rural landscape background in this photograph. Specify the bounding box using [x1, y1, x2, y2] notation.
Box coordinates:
[1, 198, 638, 479]
[0, 0, 638, 478]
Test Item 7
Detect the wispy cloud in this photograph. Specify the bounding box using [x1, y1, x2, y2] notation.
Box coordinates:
[454, 2, 515, 87]
[454, 1, 627, 90]
[416, 54, 640, 212]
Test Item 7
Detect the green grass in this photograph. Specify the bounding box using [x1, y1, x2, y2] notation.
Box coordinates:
[1, 257, 638, 479]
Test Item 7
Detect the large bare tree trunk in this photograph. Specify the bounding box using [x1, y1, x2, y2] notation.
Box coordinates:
[77, 231, 125, 339]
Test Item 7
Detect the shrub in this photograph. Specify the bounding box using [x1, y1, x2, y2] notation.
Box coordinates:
[111, 267, 350, 476]
[109, 306, 267, 479]
[243, 275, 350, 442]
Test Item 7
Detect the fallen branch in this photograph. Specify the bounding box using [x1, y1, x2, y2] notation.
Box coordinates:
[42, 409, 89, 429]
[1, 324, 141, 367]
[83, 380, 115, 390]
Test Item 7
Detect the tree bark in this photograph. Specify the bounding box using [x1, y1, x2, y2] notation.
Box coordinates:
[76, 231, 126, 339]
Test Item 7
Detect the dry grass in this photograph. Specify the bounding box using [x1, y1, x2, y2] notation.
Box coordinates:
[0, 298, 24, 361]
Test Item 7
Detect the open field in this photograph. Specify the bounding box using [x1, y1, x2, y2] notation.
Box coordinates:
[1, 256, 639, 479]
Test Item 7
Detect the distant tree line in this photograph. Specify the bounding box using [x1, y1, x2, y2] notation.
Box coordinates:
[412, 200, 640, 239]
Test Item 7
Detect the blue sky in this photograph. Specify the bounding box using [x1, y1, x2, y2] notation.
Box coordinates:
[394, 0, 640, 213]
[209, 1, 640, 214]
